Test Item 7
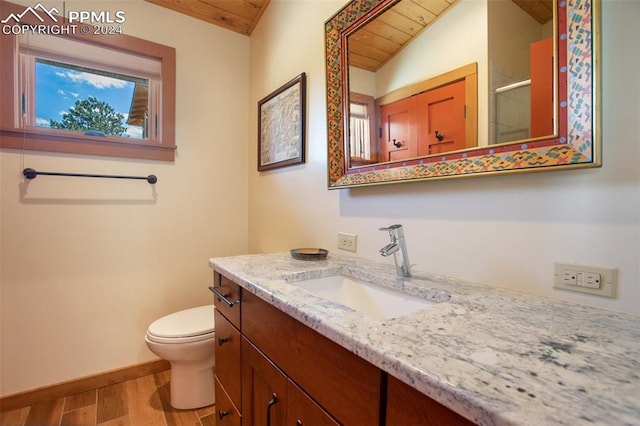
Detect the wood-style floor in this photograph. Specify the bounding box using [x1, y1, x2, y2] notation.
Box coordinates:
[0, 370, 217, 425]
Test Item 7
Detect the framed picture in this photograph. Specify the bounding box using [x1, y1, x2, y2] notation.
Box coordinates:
[258, 72, 306, 171]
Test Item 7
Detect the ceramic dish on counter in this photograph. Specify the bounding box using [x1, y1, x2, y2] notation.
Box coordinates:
[290, 248, 329, 261]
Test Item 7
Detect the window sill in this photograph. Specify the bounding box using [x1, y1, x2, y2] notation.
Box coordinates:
[0, 127, 176, 161]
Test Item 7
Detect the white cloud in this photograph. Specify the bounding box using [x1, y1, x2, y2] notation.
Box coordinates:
[56, 70, 128, 89]
[57, 89, 65, 95]
[35, 117, 50, 127]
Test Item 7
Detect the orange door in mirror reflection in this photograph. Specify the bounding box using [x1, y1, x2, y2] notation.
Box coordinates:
[379, 80, 466, 161]
[417, 79, 466, 156]
[530, 37, 554, 138]
[380, 96, 418, 162]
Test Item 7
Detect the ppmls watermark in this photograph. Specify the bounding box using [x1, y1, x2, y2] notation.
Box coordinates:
[1, 2, 126, 36]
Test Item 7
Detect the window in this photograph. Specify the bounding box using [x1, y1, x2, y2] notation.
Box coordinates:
[348, 92, 377, 166]
[349, 101, 371, 159]
[0, 1, 176, 161]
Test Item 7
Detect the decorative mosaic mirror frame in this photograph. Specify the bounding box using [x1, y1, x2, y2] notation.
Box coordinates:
[325, 0, 601, 188]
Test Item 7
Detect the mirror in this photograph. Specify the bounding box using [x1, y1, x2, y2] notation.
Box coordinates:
[325, 0, 600, 188]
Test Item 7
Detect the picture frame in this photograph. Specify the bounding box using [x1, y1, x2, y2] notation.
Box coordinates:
[258, 72, 306, 171]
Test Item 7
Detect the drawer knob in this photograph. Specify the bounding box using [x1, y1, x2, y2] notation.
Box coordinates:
[218, 337, 229, 346]
[218, 410, 229, 420]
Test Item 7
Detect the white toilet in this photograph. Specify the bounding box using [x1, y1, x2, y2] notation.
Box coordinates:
[145, 305, 216, 409]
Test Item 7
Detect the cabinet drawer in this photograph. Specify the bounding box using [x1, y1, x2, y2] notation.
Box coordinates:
[386, 375, 474, 425]
[215, 377, 241, 426]
[211, 272, 241, 328]
[242, 291, 382, 426]
[215, 309, 241, 408]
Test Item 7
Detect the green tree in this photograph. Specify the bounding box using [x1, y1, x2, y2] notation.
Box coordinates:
[50, 96, 126, 136]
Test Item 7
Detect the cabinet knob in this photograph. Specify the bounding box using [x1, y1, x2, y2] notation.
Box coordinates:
[218, 337, 229, 346]
[435, 130, 444, 141]
[392, 139, 402, 148]
[218, 410, 229, 420]
[296, 421, 303, 426]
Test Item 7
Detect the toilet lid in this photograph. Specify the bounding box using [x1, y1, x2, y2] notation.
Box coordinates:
[147, 305, 215, 339]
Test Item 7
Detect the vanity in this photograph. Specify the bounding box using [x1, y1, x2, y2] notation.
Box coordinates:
[209, 253, 640, 425]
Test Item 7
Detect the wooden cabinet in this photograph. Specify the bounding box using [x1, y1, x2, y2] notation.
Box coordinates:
[212, 273, 242, 328]
[211, 274, 243, 422]
[215, 309, 241, 407]
[241, 338, 287, 426]
[241, 290, 382, 425]
[286, 380, 340, 426]
[386, 375, 474, 426]
[215, 377, 242, 426]
[212, 271, 475, 426]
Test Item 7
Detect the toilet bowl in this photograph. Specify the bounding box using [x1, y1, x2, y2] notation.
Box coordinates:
[145, 305, 215, 409]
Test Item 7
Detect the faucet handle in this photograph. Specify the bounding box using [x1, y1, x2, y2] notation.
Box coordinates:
[379, 224, 401, 231]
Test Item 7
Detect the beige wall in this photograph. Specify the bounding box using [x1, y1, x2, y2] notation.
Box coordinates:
[0, 1, 249, 396]
[248, 0, 639, 315]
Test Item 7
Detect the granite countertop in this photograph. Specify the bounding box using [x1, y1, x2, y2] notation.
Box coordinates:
[208, 252, 640, 426]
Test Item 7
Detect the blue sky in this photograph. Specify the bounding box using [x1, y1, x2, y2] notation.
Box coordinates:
[35, 62, 143, 138]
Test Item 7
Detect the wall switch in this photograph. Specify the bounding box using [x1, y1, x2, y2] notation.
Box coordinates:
[337, 232, 357, 252]
[553, 263, 616, 298]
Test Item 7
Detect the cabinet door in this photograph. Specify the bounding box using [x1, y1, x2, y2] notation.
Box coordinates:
[215, 309, 242, 408]
[242, 338, 287, 426]
[242, 291, 381, 426]
[386, 375, 474, 426]
[287, 380, 339, 426]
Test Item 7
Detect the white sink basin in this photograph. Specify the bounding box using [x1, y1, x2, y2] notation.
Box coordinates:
[291, 275, 437, 319]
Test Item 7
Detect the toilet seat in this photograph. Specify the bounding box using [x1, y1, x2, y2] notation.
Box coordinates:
[146, 305, 215, 344]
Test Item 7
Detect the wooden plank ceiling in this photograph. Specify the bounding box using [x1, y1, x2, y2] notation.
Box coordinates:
[349, 0, 554, 72]
[145, 0, 270, 36]
[145, 0, 552, 69]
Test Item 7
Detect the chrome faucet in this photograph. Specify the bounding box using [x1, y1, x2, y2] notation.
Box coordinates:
[379, 224, 411, 277]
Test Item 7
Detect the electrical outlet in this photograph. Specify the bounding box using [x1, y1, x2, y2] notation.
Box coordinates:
[553, 263, 616, 298]
[338, 232, 357, 252]
[562, 269, 577, 285]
